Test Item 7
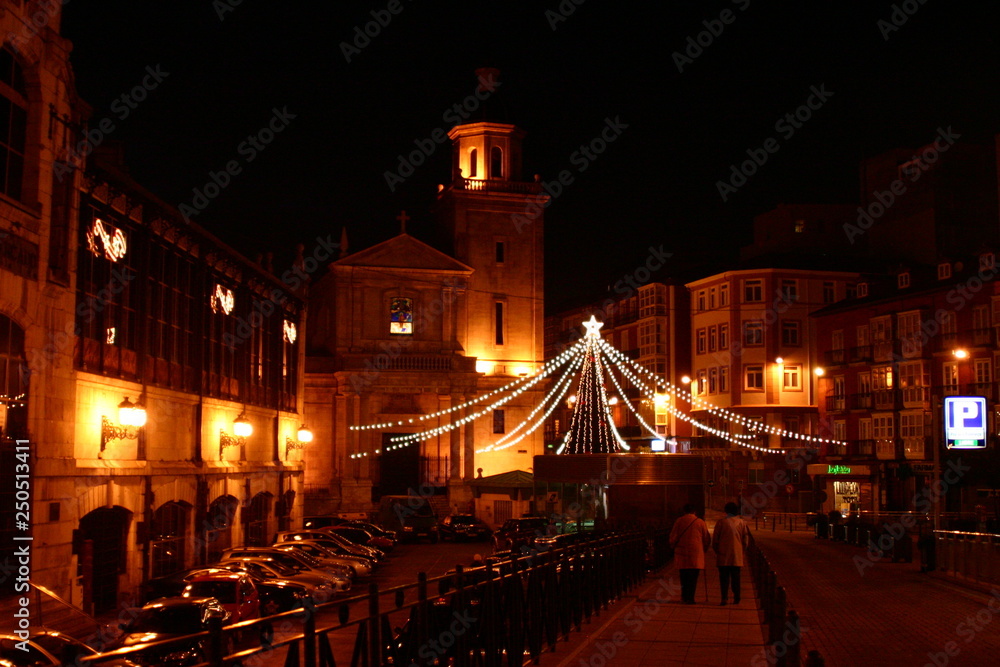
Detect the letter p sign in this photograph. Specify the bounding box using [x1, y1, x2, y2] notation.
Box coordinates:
[944, 396, 987, 449]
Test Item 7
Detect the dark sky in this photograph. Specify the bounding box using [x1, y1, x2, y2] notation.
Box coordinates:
[61, 2, 1000, 312]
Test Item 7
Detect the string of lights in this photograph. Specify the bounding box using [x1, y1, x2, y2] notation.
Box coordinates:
[599, 346, 660, 440]
[350, 340, 584, 432]
[597, 338, 846, 448]
[478, 354, 583, 454]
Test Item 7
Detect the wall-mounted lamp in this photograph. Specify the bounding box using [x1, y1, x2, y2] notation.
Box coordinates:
[101, 397, 146, 452]
[286, 424, 313, 452]
[220, 410, 253, 457]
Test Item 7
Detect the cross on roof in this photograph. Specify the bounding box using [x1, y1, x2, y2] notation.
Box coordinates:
[396, 210, 410, 234]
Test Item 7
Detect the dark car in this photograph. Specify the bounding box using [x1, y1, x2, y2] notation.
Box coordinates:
[324, 525, 394, 553]
[302, 515, 349, 530]
[491, 517, 549, 551]
[1, 631, 138, 667]
[439, 515, 493, 542]
[109, 597, 230, 666]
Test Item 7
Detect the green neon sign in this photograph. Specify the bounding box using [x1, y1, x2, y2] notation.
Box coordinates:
[828, 464, 852, 475]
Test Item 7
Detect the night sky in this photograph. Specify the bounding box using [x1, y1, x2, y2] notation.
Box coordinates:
[61, 2, 1000, 312]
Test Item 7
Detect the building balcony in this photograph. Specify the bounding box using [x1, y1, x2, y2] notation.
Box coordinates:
[825, 394, 846, 411]
[964, 382, 995, 401]
[456, 178, 543, 194]
[873, 389, 898, 411]
[848, 345, 873, 363]
[903, 436, 931, 460]
[873, 342, 895, 362]
[824, 349, 846, 366]
[901, 385, 930, 408]
[857, 439, 875, 456]
[875, 438, 898, 460]
[972, 327, 993, 347]
[850, 392, 873, 410]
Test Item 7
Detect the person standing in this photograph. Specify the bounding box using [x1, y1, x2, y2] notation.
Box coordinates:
[712, 501, 751, 605]
[669, 503, 711, 604]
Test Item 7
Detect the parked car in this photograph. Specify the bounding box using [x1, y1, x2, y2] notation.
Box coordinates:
[109, 597, 230, 666]
[377, 495, 440, 542]
[340, 520, 398, 543]
[1, 631, 138, 667]
[271, 541, 373, 578]
[216, 557, 338, 604]
[275, 529, 383, 563]
[219, 547, 352, 591]
[302, 515, 349, 530]
[324, 525, 394, 553]
[439, 515, 493, 542]
[181, 569, 261, 624]
[275, 531, 380, 569]
[491, 517, 549, 551]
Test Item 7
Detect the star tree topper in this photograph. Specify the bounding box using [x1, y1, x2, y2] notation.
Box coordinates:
[583, 315, 604, 338]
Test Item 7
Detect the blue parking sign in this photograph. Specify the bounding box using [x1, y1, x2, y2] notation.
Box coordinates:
[944, 396, 987, 449]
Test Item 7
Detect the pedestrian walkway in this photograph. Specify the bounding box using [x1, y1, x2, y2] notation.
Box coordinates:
[752, 528, 1000, 667]
[534, 512, 767, 667]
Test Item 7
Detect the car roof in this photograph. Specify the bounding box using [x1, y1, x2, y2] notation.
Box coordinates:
[143, 596, 220, 608]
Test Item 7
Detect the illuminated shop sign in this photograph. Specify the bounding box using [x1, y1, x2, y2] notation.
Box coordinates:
[944, 396, 987, 449]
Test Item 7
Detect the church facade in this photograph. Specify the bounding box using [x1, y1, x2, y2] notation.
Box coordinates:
[305, 118, 547, 518]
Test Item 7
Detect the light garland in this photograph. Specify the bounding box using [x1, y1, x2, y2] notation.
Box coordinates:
[597, 338, 846, 449]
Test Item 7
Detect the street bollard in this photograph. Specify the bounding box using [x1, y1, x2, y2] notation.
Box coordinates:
[786, 609, 801, 666]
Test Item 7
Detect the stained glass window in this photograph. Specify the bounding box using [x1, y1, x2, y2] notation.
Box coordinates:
[390, 297, 413, 335]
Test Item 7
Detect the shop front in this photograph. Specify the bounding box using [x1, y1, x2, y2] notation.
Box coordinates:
[807, 463, 876, 516]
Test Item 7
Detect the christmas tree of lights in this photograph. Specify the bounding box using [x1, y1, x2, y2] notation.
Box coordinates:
[562, 316, 623, 454]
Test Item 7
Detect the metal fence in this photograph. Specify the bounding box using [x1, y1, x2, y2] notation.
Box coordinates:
[933, 530, 1000, 586]
[87, 530, 648, 667]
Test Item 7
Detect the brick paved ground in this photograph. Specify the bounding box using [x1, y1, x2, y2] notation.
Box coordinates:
[753, 528, 1000, 667]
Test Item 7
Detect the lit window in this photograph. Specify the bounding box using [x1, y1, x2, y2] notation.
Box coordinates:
[937, 263, 952, 280]
[897, 272, 910, 289]
[390, 297, 413, 335]
[745, 365, 764, 390]
[783, 365, 801, 390]
[468, 148, 478, 178]
[696, 329, 707, 354]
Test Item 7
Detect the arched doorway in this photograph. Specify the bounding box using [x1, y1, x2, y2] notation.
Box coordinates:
[243, 493, 272, 546]
[0, 313, 29, 597]
[150, 501, 190, 579]
[78, 507, 131, 614]
[204, 496, 238, 563]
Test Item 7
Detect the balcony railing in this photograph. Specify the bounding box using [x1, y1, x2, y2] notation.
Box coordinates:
[857, 439, 875, 456]
[825, 394, 846, 411]
[875, 438, 898, 459]
[972, 327, 993, 346]
[456, 178, 543, 194]
[873, 389, 898, 410]
[903, 436, 930, 459]
[873, 341, 894, 362]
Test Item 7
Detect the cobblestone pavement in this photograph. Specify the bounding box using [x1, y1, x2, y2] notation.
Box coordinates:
[753, 528, 1000, 667]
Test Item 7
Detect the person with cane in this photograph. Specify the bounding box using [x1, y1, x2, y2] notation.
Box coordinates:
[668, 503, 711, 604]
[712, 501, 751, 605]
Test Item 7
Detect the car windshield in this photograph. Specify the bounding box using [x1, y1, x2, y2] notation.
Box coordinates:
[128, 605, 205, 634]
[186, 581, 237, 603]
[451, 516, 475, 525]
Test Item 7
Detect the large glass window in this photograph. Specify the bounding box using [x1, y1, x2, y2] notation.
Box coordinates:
[390, 297, 413, 335]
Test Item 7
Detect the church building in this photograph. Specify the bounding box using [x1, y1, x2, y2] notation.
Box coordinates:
[304, 94, 546, 520]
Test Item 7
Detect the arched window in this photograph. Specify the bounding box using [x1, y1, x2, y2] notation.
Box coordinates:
[0, 48, 27, 201]
[490, 146, 503, 179]
[205, 495, 239, 563]
[468, 148, 478, 178]
[244, 492, 272, 546]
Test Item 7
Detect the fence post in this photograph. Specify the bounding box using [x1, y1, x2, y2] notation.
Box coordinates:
[303, 596, 316, 667]
[787, 609, 802, 667]
[367, 581, 380, 667]
[771, 586, 786, 667]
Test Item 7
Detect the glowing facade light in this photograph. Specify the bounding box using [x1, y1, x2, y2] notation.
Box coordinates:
[88, 218, 127, 262]
[211, 284, 235, 315]
[284, 320, 298, 344]
[233, 411, 253, 437]
[297, 424, 313, 443]
[953, 349, 969, 359]
[118, 396, 147, 428]
[814, 367, 825, 377]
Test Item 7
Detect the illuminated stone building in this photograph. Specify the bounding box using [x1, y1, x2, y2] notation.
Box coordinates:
[305, 113, 546, 520]
[0, 1, 306, 613]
